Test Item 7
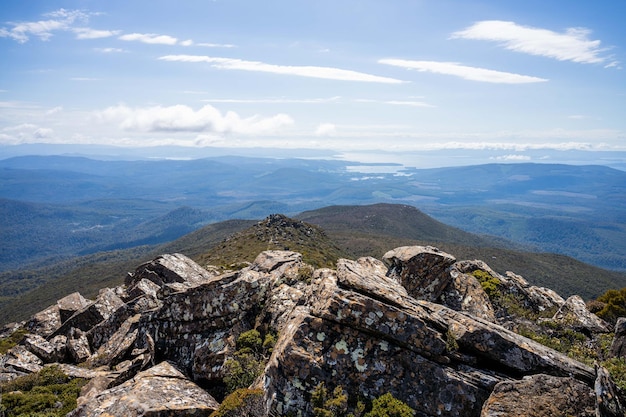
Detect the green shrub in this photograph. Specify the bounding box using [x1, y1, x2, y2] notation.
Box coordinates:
[596, 288, 626, 324]
[365, 392, 414, 417]
[0, 365, 87, 416]
[0, 327, 28, 355]
[471, 270, 500, 299]
[312, 383, 353, 417]
[311, 383, 411, 417]
[237, 329, 263, 353]
[210, 388, 265, 417]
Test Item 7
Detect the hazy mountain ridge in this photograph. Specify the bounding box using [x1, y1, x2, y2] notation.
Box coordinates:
[3, 156, 625, 271]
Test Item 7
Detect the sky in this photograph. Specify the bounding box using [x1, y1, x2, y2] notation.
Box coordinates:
[1, 0, 625, 166]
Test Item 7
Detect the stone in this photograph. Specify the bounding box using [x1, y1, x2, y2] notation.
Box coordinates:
[3, 345, 43, 374]
[440, 264, 496, 322]
[552, 295, 611, 334]
[261, 264, 594, 416]
[67, 329, 91, 363]
[57, 292, 91, 323]
[25, 304, 61, 337]
[480, 374, 596, 417]
[54, 288, 125, 336]
[22, 334, 62, 363]
[595, 365, 626, 417]
[68, 361, 219, 417]
[610, 317, 626, 358]
[126, 253, 217, 289]
[383, 245, 456, 301]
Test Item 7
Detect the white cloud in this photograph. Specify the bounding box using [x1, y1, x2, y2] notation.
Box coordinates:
[45, 106, 63, 115]
[0, 9, 91, 43]
[490, 154, 532, 161]
[95, 47, 127, 53]
[74, 28, 120, 39]
[202, 96, 341, 104]
[451, 20, 609, 65]
[180, 39, 194, 47]
[96, 104, 294, 135]
[356, 98, 435, 107]
[1, 123, 54, 144]
[119, 33, 178, 45]
[159, 55, 406, 84]
[379, 59, 547, 84]
[197, 42, 237, 48]
[70, 77, 100, 81]
[315, 123, 336, 136]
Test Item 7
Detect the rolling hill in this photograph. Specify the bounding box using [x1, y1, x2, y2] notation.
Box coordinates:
[2, 203, 625, 325]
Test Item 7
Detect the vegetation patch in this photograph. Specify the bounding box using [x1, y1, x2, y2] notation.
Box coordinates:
[0, 365, 87, 416]
[210, 388, 265, 417]
[0, 327, 27, 355]
[222, 329, 277, 394]
[594, 287, 626, 324]
[311, 382, 414, 417]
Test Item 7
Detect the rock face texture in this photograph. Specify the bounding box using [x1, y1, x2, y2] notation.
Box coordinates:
[1, 246, 624, 416]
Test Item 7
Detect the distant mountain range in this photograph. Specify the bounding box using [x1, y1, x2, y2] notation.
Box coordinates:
[1, 155, 625, 272]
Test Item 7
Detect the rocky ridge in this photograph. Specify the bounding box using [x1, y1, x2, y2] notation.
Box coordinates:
[1, 241, 625, 416]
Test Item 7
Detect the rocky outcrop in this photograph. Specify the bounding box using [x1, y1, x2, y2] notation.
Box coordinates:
[0, 246, 623, 417]
[68, 361, 219, 416]
[480, 374, 596, 417]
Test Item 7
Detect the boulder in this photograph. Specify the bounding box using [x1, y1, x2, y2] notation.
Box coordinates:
[22, 334, 65, 363]
[126, 253, 217, 290]
[480, 373, 596, 417]
[260, 261, 594, 416]
[440, 265, 496, 322]
[68, 361, 219, 417]
[383, 246, 456, 301]
[53, 288, 125, 336]
[3, 344, 43, 374]
[57, 292, 91, 323]
[552, 295, 611, 334]
[610, 317, 626, 358]
[595, 365, 626, 417]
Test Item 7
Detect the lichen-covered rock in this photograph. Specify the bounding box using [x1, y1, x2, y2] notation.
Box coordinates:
[69, 361, 219, 417]
[610, 317, 626, 358]
[126, 253, 218, 289]
[54, 288, 125, 336]
[440, 265, 496, 322]
[57, 292, 91, 323]
[25, 304, 61, 337]
[260, 260, 594, 416]
[480, 374, 596, 417]
[552, 295, 611, 334]
[2, 344, 43, 374]
[383, 246, 456, 301]
[22, 334, 64, 363]
[595, 365, 626, 417]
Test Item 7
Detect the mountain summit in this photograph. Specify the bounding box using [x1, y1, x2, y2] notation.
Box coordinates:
[1, 216, 625, 416]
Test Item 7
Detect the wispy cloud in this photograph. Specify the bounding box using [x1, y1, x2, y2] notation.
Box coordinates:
[315, 123, 337, 136]
[451, 20, 611, 65]
[94, 47, 128, 53]
[0, 8, 90, 42]
[159, 55, 406, 84]
[356, 98, 435, 107]
[97, 104, 294, 135]
[379, 59, 547, 84]
[74, 27, 120, 39]
[119, 33, 178, 45]
[201, 96, 342, 104]
[197, 42, 237, 48]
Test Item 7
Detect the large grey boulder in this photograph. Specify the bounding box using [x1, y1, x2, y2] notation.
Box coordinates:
[68, 361, 219, 416]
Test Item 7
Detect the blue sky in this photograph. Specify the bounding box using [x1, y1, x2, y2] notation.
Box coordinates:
[1, 0, 625, 165]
